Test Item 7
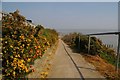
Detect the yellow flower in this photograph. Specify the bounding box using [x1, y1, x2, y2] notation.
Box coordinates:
[38, 46, 40, 48]
[22, 44, 25, 47]
[4, 50, 6, 53]
[21, 49, 24, 53]
[14, 31, 17, 34]
[13, 66, 16, 70]
[6, 73, 10, 76]
[15, 55, 18, 57]
[28, 39, 31, 42]
[10, 56, 13, 58]
[19, 35, 24, 39]
[27, 58, 31, 62]
[14, 58, 17, 60]
[26, 47, 29, 49]
[20, 46, 23, 49]
[13, 71, 16, 76]
[18, 54, 20, 57]
[27, 44, 30, 46]
[10, 45, 13, 48]
[25, 67, 28, 72]
[21, 59, 24, 62]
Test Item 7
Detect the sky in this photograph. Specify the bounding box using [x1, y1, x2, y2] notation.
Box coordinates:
[0, 1, 1, 20]
[2, 0, 120, 2]
[2, 2, 118, 31]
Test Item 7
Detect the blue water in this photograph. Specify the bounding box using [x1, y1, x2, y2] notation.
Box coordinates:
[95, 35, 118, 52]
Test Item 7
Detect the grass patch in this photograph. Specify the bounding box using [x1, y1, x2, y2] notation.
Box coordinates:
[99, 52, 120, 68]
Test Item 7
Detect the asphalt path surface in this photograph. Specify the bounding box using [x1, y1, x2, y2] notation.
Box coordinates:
[48, 39, 105, 79]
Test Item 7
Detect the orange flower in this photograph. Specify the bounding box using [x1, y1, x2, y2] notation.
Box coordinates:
[36, 50, 40, 53]
[34, 46, 37, 49]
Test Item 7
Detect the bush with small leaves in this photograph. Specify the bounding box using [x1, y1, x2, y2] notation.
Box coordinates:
[2, 10, 58, 79]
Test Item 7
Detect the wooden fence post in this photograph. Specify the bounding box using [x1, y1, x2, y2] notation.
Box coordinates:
[88, 35, 91, 54]
[78, 34, 80, 51]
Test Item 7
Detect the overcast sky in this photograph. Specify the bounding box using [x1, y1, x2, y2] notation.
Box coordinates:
[2, 2, 118, 31]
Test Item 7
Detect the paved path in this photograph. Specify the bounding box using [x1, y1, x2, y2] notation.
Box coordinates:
[47, 39, 105, 79]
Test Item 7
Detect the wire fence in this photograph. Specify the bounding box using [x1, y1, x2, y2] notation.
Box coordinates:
[85, 31, 120, 73]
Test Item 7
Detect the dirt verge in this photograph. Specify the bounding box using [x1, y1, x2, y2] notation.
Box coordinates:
[82, 54, 120, 79]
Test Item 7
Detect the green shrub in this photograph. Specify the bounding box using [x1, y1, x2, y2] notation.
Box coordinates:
[62, 32, 119, 67]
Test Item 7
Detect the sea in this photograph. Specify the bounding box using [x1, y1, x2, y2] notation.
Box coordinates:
[57, 29, 118, 52]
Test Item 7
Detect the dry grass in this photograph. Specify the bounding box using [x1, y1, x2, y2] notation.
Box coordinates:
[82, 54, 120, 79]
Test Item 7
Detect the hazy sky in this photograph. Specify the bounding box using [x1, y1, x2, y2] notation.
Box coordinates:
[2, 0, 120, 2]
[2, 2, 118, 30]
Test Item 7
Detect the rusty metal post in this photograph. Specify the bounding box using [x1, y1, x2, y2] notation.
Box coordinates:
[116, 1, 120, 73]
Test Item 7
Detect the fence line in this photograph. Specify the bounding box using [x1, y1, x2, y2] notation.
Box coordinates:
[78, 31, 120, 73]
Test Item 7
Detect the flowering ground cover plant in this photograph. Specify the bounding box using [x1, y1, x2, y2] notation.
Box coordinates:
[2, 10, 58, 79]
